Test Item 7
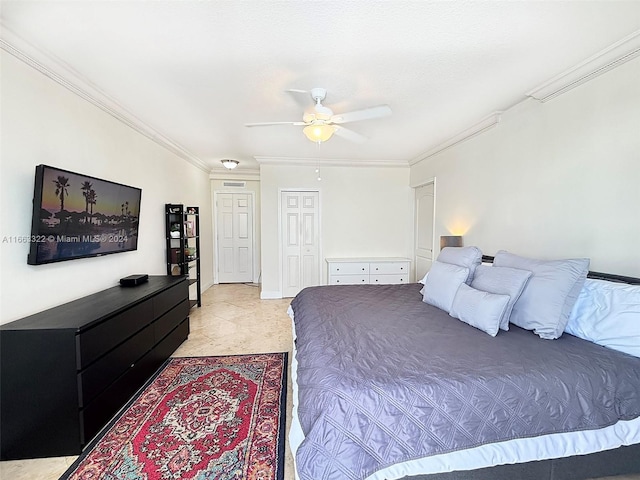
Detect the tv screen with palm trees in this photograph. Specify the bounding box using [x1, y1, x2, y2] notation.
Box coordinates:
[27, 165, 142, 265]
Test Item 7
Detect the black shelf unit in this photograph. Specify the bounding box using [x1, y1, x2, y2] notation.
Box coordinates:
[165, 204, 201, 308]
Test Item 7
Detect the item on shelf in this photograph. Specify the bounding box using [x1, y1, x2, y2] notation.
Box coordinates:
[170, 248, 182, 264]
[170, 223, 181, 238]
[185, 247, 197, 261]
[185, 220, 195, 237]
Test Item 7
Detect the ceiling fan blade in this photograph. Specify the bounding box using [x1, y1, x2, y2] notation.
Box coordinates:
[333, 125, 368, 143]
[244, 121, 306, 127]
[285, 89, 311, 107]
[331, 105, 392, 124]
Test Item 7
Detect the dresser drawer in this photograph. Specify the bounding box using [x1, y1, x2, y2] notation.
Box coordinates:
[77, 324, 155, 407]
[154, 299, 189, 343]
[153, 281, 188, 319]
[370, 262, 409, 275]
[152, 318, 189, 363]
[76, 299, 153, 370]
[329, 274, 369, 285]
[371, 274, 409, 284]
[329, 262, 370, 275]
[79, 346, 162, 445]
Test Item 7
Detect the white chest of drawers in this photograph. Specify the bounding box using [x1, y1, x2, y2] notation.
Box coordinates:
[326, 257, 411, 285]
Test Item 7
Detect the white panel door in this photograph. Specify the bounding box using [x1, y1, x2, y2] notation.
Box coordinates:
[281, 191, 320, 297]
[217, 193, 253, 283]
[415, 183, 435, 281]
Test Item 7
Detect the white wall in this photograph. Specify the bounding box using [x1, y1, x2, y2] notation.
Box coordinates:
[411, 56, 640, 277]
[0, 51, 213, 324]
[260, 163, 412, 297]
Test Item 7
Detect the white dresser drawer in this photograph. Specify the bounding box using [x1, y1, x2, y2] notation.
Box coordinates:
[329, 275, 369, 285]
[329, 262, 370, 275]
[370, 274, 409, 284]
[370, 262, 409, 275]
[326, 257, 411, 285]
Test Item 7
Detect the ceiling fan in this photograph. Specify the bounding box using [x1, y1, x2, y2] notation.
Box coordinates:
[244, 88, 392, 144]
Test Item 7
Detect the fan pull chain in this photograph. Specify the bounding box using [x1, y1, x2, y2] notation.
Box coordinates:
[316, 142, 321, 181]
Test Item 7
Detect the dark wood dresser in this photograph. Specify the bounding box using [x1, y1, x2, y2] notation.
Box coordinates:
[0, 276, 190, 460]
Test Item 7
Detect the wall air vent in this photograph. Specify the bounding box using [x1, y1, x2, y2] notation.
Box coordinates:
[223, 181, 246, 188]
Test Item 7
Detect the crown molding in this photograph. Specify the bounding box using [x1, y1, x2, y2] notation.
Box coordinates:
[409, 112, 502, 165]
[0, 24, 211, 173]
[254, 156, 409, 168]
[527, 30, 640, 102]
[209, 168, 261, 181]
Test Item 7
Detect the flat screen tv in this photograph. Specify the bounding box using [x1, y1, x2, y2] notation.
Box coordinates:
[27, 165, 142, 265]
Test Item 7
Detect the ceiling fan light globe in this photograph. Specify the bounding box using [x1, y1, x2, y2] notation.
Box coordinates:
[303, 124, 335, 143]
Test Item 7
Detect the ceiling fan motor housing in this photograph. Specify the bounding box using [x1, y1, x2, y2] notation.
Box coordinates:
[310, 87, 327, 102]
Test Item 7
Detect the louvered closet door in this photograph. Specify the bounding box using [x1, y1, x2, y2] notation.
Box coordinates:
[217, 193, 253, 283]
[281, 191, 320, 297]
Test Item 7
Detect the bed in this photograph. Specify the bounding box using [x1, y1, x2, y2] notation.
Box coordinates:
[288, 250, 640, 480]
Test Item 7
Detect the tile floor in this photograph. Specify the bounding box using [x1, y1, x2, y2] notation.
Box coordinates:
[1, 283, 638, 480]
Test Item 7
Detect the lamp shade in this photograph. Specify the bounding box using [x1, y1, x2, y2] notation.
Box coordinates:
[221, 159, 239, 170]
[303, 123, 336, 143]
[440, 235, 463, 249]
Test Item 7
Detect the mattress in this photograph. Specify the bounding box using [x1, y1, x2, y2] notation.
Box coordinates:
[289, 283, 640, 480]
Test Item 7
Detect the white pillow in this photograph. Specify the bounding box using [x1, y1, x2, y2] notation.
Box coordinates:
[437, 246, 482, 284]
[493, 251, 589, 339]
[450, 284, 510, 337]
[565, 279, 640, 358]
[422, 261, 469, 313]
[471, 265, 532, 331]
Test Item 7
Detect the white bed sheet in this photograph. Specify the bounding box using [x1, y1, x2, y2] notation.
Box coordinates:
[288, 305, 640, 480]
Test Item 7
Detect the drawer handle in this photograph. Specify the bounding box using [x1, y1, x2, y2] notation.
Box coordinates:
[362, 267, 365, 271]
[362, 279, 365, 282]
[336, 279, 340, 283]
[400, 267, 404, 270]
[375, 267, 379, 270]
[337, 268, 340, 271]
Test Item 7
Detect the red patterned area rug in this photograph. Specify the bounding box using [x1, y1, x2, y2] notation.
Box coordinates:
[61, 353, 288, 480]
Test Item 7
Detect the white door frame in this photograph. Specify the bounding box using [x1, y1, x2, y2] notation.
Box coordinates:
[412, 177, 436, 282]
[278, 188, 322, 297]
[212, 190, 258, 285]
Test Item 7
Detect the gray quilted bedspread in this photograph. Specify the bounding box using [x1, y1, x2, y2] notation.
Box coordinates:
[290, 283, 640, 480]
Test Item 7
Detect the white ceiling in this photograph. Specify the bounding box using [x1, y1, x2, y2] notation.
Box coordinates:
[2, 1, 640, 172]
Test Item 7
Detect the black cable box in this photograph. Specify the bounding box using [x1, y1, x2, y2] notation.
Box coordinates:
[120, 274, 149, 287]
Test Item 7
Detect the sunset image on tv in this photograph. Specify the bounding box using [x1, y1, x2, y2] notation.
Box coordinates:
[28, 165, 142, 265]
